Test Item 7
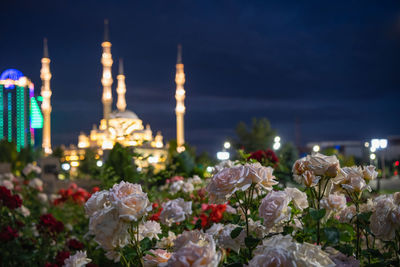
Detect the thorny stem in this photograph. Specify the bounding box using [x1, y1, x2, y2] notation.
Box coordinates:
[363, 229, 371, 264]
[316, 181, 322, 245]
[129, 220, 144, 267]
[121, 254, 130, 267]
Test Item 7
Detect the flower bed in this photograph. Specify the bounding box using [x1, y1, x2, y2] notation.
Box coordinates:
[0, 154, 399, 266]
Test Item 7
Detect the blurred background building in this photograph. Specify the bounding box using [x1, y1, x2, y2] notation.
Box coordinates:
[0, 68, 43, 151]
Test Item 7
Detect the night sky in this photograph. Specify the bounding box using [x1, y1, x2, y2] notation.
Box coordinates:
[1, 1, 400, 154]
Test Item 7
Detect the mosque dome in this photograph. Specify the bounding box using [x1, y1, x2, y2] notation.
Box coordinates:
[109, 109, 139, 120]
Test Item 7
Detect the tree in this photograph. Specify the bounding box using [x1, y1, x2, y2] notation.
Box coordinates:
[78, 148, 100, 177]
[52, 146, 64, 160]
[100, 143, 141, 188]
[234, 118, 276, 153]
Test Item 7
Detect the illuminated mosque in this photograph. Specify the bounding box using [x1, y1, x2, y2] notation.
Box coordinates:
[63, 20, 187, 171]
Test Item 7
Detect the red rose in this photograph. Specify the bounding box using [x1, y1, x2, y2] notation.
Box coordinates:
[0, 226, 18, 242]
[55, 251, 70, 266]
[91, 186, 100, 193]
[0, 186, 22, 210]
[38, 214, 64, 234]
[67, 238, 84, 250]
[200, 213, 209, 228]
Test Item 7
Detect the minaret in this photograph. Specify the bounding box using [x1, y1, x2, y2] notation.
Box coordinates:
[40, 38, 52, 155]
[116, 58, 126, 112]
[175, 44, 186, 152]
[101, 19, 113, 123]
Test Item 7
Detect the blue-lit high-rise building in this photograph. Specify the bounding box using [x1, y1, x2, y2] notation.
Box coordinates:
[0, 68, 43, 151]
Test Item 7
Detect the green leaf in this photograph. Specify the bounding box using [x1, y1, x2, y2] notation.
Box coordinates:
[231, 214, 241, 224]
[230, 227, 243, 239]
[140, 237, 152, 251]
[324, 227, 340, 245]
[244, 236, 260, 249]
[334, 244, 353, 256]
[283, 226, 294, 235]
[309, 208, 326, 221]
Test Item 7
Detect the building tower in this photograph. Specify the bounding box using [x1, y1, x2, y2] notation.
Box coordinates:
[175, 44, 186, 152]
[101, 19, 113, 124]
[116, 58, 126, 112]
[40, 38, 52, 155]
[0, 69, 43, 151]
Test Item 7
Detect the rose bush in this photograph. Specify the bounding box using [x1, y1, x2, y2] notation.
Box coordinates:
[1, 151, 399, 266]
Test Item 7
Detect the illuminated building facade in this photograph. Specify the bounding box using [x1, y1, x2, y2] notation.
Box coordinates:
[64, 20, 167, 171]
[0, 69, 43, 151]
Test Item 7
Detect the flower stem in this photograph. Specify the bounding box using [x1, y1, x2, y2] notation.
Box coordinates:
[355, 202, 361, 260]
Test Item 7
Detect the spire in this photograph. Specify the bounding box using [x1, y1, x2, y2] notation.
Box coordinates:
[119, 58, 124, 75]
[177, 44, 182, 64]
[116, 57, 126, 112]
[175, 44, 186, 152]
[104, 19, 110, 42]
[43, 38, 49, 58]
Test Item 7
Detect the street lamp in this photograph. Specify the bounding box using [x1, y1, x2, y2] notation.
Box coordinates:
[273, 136, 281, 151]
[273, 142, 281, 150]
[313, 145, 320, 153]
[224, 141, 231, 149]
[371, 138, 388, 191]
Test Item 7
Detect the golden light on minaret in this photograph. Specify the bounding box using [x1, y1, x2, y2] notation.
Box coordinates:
[40, 38, 52, 155]
[116, 58, 127, 112]
[101, 19, 113, 124]
[175, 44, 186, 152]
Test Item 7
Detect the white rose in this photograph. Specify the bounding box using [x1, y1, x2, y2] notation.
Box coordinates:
[168, 232, 221, 267]
[245, 163, 278, 191]
[139, 221, 162, 241]
[0, 180, 13, 190]
[362, 165, 378, 181]
[143, 249, 171, 267]
[109, 181, 151, 221]
[259, 191, 291, 230]
[89, 205, 130, 251]
[342, 175, 368, 193]
[182, 182, 194, 193]
[173, 230, 210, 251]
[85, 190, 110, 217]
[252, 235, 335, 267]
[18, 205, 30, 217]
[28, 178, 43, 191]
[338, 205, 356, 223]
[306, 153, 340, 177]
[156, 231, 176, 249]
[169, 180, 184, 195]
[23, 163, 41, 176]
[370, 194, 399, 241]
[206, 165, 250, 203]
[37, 193, 48, 204]
[320, 193, 346, 213]
[285, 187, 309, 211]
[63, 251, 91, 267]
[248, 248, 295, 267]
[160, 198, 192, 226]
